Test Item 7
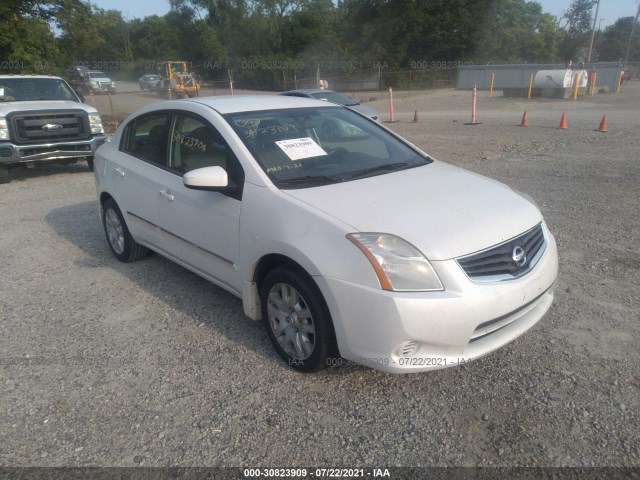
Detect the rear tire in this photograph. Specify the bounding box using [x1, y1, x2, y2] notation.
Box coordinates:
[260, 268, 337, 373]
[102, 198, 149, 262]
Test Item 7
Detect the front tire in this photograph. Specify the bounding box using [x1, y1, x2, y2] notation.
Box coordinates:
[102, 198, 148, 262]
[86, 157, 94, 172]
[260, 268, 337, 372]
[0, 166, 10, 184]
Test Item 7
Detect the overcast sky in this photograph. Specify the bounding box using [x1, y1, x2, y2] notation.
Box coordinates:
[93, 0, 636, 28]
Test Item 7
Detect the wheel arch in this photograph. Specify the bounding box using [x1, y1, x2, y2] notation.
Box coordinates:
[252, 253, 311, 292]
[100, 191, 114, 207]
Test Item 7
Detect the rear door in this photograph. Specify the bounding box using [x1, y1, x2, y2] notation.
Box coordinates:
[112, 112, 170, 245]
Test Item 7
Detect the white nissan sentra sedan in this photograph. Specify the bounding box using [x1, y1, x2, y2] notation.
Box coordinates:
[93, 95, 558, 373]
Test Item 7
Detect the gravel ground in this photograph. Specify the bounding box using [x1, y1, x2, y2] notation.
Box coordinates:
[1, 81, 639, 470]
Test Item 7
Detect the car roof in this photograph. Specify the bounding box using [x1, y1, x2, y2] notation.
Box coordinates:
[184, 95, 338, 114]
[282, 89, 336, 95]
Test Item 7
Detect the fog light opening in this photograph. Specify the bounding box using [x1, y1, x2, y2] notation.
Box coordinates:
[397, 341, 418, 357]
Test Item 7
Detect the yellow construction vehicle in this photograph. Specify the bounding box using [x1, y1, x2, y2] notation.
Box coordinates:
[156, 61, 200, 98]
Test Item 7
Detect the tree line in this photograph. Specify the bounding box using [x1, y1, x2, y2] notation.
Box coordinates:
[1, 0, 638, 89]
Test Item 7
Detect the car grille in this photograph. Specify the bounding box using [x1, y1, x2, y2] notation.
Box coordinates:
[456, 223, 545, 281]
[9, 110, 90, 144]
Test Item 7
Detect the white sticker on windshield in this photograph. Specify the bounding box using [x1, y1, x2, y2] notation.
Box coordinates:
[275, 137, 327, 161]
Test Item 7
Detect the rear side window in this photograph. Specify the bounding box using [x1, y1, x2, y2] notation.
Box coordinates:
[120, 113, 169, 166]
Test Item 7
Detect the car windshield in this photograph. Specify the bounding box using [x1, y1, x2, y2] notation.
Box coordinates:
[88, 72, 108, 79]
[310, 91, 358, 106]
[225, 106, 431, 189]
[0, 78, 79, 102]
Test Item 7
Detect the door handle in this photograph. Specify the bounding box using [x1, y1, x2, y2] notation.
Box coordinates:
[159, 189, 175, 201]
[114, 167, 125, 177]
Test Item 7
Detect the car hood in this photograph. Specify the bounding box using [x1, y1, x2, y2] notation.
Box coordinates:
[283, 161, 543, 260]
[0, 100, 97, 116]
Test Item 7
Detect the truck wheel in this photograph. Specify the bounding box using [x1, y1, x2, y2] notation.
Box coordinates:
[102, 198, 149, 263]
[0, 166, 11, 184]
[86, 157, 94, 172]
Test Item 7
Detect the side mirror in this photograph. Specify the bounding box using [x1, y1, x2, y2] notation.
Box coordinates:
[78, 94, 86, 103]
[183, 165, 231, 191]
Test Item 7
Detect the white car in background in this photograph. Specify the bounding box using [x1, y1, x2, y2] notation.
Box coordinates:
[93, 95, 558, 373]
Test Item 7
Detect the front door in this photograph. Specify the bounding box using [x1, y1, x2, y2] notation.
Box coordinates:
[155, 112, 244, 294]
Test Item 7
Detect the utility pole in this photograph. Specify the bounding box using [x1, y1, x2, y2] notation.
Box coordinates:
[624, 0, 640, 64]
[587, 0, 601, 63]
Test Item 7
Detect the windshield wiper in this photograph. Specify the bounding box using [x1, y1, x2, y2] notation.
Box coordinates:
[278, 174, 344, 187]
[346, 162, 409, 180]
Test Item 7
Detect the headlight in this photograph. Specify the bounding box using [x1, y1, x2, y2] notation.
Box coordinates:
[347, 233, 444, 292]
[88, 113, 104, 134]
[0, 117, 9, 140]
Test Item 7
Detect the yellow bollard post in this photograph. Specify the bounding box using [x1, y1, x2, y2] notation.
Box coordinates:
[572, 73, 579, 100]
[527, 73, 533, 99]
[489, 73, 495, 98]
[616, 71, 623, 95]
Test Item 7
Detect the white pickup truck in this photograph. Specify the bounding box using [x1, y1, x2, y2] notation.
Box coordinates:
[0, 75, 107, 183]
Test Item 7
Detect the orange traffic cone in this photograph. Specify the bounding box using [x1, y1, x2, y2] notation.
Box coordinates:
[597, 114, 607, 132]
[413, 110, 419, 123]
[519, 111, 528, 127]
[558, 112, 567, 129]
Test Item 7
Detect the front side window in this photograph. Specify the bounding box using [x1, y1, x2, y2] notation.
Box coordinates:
[168, 115, 230, 174]
[167, 113, 244, 198]
[120, 113, 169, 165]
[225, 106, 430, 188]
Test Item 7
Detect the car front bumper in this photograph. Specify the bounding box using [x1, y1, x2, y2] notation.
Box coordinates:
[89, 85, 116, 93]
[0, 136, 107, 166]
[315, 229, 559, 373]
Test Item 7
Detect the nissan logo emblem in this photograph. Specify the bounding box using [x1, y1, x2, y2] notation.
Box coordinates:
[42, 123, 63, 131]
[512, 246, 527, 267]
